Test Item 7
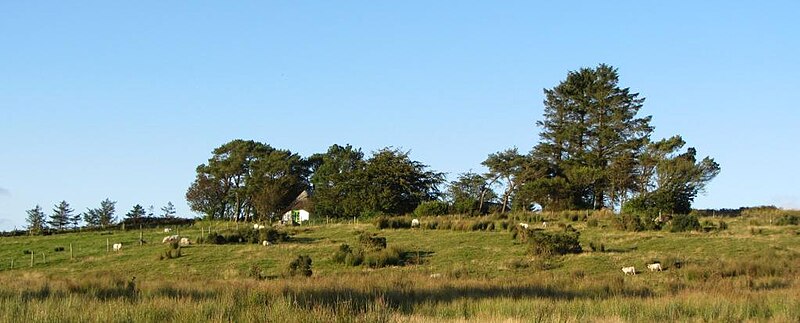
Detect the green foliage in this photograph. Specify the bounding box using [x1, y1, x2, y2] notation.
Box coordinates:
[448, 172, 496, 215]
[670, 214, 701, 232]
[527, 230, 582, 256]
[774, 215, 799, 226]
[25, 205, 47, 234]
[364, 246, 403, 268]
[160, 242, 182, 260]
[287, 255, 312, 277]
[358, 232, 387, 250]
[125, 204, 146, 224]
[84, 198, 117, 228]
[308, 144, 366, 218]
[613, 214, 645, 232]
[374, 216, 411, 230]
[203, 228, 289, 245]
[186, 139, 309, 222]
[361, 148, 445, 215]
[49, 201, 74, 231]
[413, 201, 449, 217]
[160, 202, 177, 218]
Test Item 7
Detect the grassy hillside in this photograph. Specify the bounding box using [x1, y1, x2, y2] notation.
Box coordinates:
[0, 213, 798, 322]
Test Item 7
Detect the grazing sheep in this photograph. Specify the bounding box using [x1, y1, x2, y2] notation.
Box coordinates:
[162, 235, 179, 243]
[253, 224, 266, 230]
[541, 221, 548, 228]
[430, 273, 442, 278]
[647, 263, 663, 272]
[262, 240, 271, 246]
[411, 219, 420, 228]
[163, 228, 172, 233]
[622, 266, 636, 275]
[179, 237, 190, 246]
[112, 243, 122, 252]
[519, 223, 529, 229]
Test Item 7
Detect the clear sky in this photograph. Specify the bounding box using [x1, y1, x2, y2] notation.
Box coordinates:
[1, 1, 798, 230]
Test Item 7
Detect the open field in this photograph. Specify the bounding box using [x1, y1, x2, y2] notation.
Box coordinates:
[0, 213, 798, 322]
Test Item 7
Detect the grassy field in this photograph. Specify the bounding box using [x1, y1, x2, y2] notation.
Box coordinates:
[0, 213, 798, 322]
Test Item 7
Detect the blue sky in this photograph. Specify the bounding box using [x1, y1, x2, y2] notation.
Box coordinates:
[1, 1, 798, 230]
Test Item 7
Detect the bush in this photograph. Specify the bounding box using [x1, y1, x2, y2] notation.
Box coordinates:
[374, 216, 412, 230]
[413, 201, 449, 217]
[613, 214, 645, 231]
[364, 246, 403, 268]
[527, 230, 582, 256]
[358, 232, 387, 250]
[587, 218, 599, 228]
[670, 214, 701, 232]
[287, 255, 313, 277]
[774, 215, 800, 226]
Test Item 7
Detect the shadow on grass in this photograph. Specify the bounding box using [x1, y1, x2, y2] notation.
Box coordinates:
[283, 282, 653, 315]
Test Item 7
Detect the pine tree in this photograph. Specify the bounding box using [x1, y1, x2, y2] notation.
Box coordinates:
[25, 205, 47, 234]
[531, 64, 652, 210]
[97, 198, 117, 227]
[125, 204, 146, 224]
[160, 201, 176, 218]
[48, 201, 74, 231]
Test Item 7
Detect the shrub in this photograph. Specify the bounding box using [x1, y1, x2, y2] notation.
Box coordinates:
[587, 218, 599, 228]
[774, 215, 800, 226]
[287, 255, 313, 277]
[364, 246, 403, 268]
[613, 214, 645, 231]
[358, 232, 387, 250]
[247, 264, 264, 280]
[374, 216, 411, 229]
[670, 214, 701, 232]
[527, 230, 582, 256]
[413, 201, 449, 217]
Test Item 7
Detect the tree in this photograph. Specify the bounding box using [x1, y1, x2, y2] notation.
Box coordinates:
[147, 205, 155, 217]
[25, 205, 47, 234]
[623, 136, 720, 215]
[85, 199, 117, 228]
[125, 204, 146, 224]
[48, 200, 73, 231]
[483, 148, 525, 212]
[161, 201, 176, 218]
[447, 171, 496, 215]
[361, 148, 445, 215]
[186, 140, 310, 222]
[308, 144, 367, 218]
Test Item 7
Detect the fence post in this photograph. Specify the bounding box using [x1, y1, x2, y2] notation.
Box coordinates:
[70, 243, 73, 260]
[140, 232, 143, 246]
[30, 251, 34, 267]
[42, 252, 46, 263]
[107, 238, 110, 253]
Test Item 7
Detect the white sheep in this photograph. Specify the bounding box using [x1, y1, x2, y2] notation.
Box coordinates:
[162, 235, 179, 243]
[647, 263, 663, 272]
[262, 240, 271, 246]
[519, 223, 529, 229]
[163, 228, 172, 233]
[112, 243, 122, 252]
[429, 273, 442, 278]
[180, 237, 190, 246]
[541, 221, 548, 228]
[253, 224, 266, 230]
[622, 266, 636, 275]
[411, 219, 420, 228]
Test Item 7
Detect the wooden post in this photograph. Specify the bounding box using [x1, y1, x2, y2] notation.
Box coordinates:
[42, 252, 46, 263]
[140, 232, 143, 246]
[70, 243, 73, 260]
[107, 238, 110, 253]
[30, 252, 34, 267]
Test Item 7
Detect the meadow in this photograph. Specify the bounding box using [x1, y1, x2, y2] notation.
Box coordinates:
[0, 211, 798, 322]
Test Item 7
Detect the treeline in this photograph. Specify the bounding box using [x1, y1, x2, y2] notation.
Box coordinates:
[24, 200, 182, 235]
[186, 64, 722, 221]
